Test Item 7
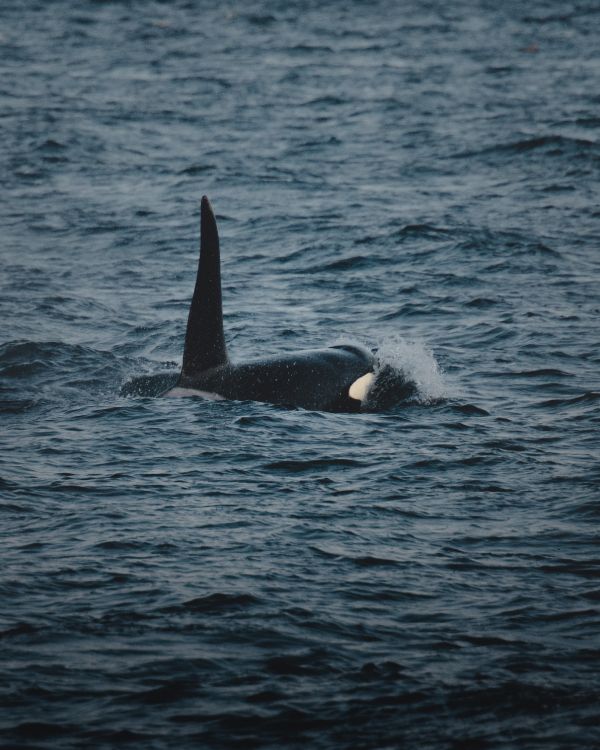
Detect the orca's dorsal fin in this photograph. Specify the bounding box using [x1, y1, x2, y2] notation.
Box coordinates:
[181, 196, 228, 376]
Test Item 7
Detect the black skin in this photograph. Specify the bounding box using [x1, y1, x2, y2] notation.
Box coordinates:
[178, 344, 375, 413]
[175, 196, 374, 412]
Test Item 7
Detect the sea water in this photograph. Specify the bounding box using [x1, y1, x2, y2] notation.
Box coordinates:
[1, 1, 599, 747]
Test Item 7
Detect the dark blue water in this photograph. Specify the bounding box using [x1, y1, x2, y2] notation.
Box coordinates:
[2, 1, 599, 747]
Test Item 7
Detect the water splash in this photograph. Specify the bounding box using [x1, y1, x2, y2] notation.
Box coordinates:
[120, 370, 179, 398]
[369, 336, 446, 408]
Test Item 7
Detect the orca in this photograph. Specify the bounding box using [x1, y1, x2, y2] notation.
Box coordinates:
[165, 196, 375, 412]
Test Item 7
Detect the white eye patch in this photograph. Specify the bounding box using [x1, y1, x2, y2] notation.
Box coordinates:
[348, 372, 375, 402]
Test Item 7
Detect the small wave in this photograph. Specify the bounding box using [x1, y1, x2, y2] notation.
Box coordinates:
[318, 255, 375, 272]
[94, 540, 148, 551]
[533, 391, 600, 409]
[265, 651, 332, 677]
[163, 593, 259, 614]
[482, 439, 527, 452]
[465, 297, 499, 308]
[576, 117, 600, 128]
[178, 164, 216, 176]
[35, 138, 67, 152]
[393, 223, 452, 241]
[447, 403, 490, 416]
[496, 368, 573, 378]
[0, 397, 38, 414]
[264, 458, 363, 472]
[522, 12, 578, 24]
[540, 560, 600, 578]
[11, 722, 76, 740]
[129, 677, 201, 706]
[353, 555, 399, 567]
[506, 135, 595, 152]
[302, 95, 346, 107]
[0, 621, 37, 639]
[244, 13, 277, 27]
[289, 43, 335, 54]
[453, 134, 597, 160]
[0, 339, 124, 410]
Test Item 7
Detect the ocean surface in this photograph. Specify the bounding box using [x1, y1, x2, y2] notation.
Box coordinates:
[1, 1, 599, 748]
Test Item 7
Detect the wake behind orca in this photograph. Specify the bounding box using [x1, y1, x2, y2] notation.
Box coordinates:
[122, 196, 419, 410]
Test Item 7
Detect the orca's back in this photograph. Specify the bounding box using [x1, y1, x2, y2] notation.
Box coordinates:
[187, 345, 374, 412]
